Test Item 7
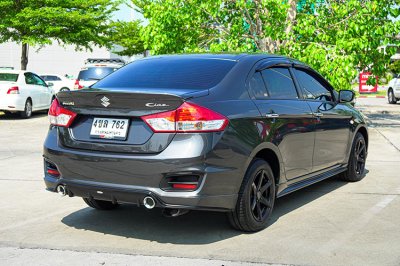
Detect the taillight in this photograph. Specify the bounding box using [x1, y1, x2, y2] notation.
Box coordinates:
[142, 102, 228, 133]
[74, 79, 83, 90]
[7, 86, 19, 94]
[48, 98, 77, 127]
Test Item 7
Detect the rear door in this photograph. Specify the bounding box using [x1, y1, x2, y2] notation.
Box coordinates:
[248, 64, 315, 180]
[292, 67, 352, 172]
[24, 73, 42, 109]
[32, 73, 53, 107]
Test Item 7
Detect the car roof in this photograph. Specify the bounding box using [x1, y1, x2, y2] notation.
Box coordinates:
[139, 53, 304, 65]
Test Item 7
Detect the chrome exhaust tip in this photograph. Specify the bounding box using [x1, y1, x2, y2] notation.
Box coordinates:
[56, 185, 67, 197]
[143, 196, 156, 209]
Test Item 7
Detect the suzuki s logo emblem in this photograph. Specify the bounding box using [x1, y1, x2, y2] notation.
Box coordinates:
[101, 96, 110, 107]
[145, 103, 170, 108]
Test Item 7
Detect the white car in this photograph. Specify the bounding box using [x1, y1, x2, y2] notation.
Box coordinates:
[0, 70, 54, 118]
[388, 74, 400, 104]
[74, 58, 125, 89]
[40, 74, 75, 93]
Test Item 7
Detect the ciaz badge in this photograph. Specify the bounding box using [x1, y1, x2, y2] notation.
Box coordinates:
[145, 103, 170, 107]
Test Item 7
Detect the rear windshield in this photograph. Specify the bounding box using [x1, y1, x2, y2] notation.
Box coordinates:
[92, 58, 237, 90]
[0, 73, 18, 82]
[78, 67, 117, 81]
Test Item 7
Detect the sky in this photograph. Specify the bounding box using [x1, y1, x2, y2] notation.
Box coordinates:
[113, 3, 145, 22]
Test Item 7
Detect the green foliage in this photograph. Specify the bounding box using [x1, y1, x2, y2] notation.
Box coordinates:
[134, 0, 400, 91]
[0, 0, 121, 68]
[388, 60, 400, 74]
[286, 0, 400, 90]
[108, 20, 145, 56]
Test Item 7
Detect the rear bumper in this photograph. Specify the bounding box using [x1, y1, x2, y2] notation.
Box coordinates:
[43, 127, 242, 211]
[0, 95, 25, 111]
[44, 175, 236, 211]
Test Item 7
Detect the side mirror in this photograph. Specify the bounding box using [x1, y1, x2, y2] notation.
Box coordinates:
[338, 90, 355, 103]
[47, 82, 54, 87]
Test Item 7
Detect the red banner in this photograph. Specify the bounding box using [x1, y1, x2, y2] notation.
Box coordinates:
[359, 72, 378, 93]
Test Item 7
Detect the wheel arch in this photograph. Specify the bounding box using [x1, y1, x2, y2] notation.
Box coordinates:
[357, 126, 369, 150]
[245, 143, 285, 186]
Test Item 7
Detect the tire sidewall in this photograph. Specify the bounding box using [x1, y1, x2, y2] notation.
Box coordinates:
[21, 99, 32, 118]
[348, 133, 366, 180]
[241, 160, 276, 230]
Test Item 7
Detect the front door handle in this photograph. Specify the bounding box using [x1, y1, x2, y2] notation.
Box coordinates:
[265, 113, 279, 118]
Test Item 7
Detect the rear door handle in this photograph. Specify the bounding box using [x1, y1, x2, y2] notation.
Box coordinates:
[265, 113, 279, 118]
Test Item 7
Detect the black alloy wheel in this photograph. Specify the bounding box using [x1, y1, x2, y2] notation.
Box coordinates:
[339, 132, 367, 182]
[228, 159, 275, 232]
[354, 136, 367, 176]
[250, 169, 274, 222]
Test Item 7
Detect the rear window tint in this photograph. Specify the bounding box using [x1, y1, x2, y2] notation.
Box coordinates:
[92, 58, 237, 90]
[78, 67, 117, 81]
[0, 73, 18, 82]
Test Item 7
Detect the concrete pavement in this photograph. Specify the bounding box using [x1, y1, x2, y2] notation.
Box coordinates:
[0, 99, 400, 265]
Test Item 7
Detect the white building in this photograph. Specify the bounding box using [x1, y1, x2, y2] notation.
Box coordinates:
[0, 42, 113, 77]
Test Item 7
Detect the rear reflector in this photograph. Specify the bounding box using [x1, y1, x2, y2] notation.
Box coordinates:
[142, 102, 228, 133]
[172, 183, 198, 190]
[48, 98, 77, 127]
[47, 169, 60, 176]
[7, 86, 19, 94]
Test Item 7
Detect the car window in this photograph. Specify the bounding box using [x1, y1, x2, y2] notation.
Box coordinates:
[41, 75, 61, 81]
[0, 73, 18, 82]
[260, 67, 298, 99]
[294, 68, 333, 101]
[24, 73, 36, 85]
[78, 67, 117, 81]
[92, 58, 237, 90]
[248, 72, 269, 99]
[32, 74, 47, 86]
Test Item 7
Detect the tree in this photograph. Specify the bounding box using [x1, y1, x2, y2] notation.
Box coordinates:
[0, 0, 121, 70]
[134, 0, 400, 90]
[108, 20, 145, 56]
[389, 60, 400, 75]
[285, 0, 400, 90]
[133, 0, 298, 54]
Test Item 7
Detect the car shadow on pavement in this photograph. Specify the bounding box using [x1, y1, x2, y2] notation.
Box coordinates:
[0, 112, 47, 120]
[366, 113, 400, 128]
[61, 174, 360, 244]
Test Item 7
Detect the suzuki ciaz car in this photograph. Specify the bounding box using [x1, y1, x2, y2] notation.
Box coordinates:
[43, 54, 368, 232]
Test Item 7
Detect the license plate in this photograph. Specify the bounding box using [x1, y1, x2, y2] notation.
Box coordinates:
[90, 118, 129, 140]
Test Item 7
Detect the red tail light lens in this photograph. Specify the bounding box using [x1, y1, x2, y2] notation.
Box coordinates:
[47, 169, 60, 177]
[172, 183, 198, 190]
[74, 79, 83, 90]
[48, 98, 77, 127]
[142, 102, 228, 133]
[7, 86, 19, 94]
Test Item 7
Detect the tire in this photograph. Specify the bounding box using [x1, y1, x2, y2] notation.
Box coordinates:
[339, 132, 367, 182]
[83, 198, 119, 210]
[20, 99, 32, 119]
[60, 87, 70, 92]
[388, 89, 397, 104]
[228, 159, 276, 232]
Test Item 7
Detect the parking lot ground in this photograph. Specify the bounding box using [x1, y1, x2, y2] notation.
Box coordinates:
[0, 98, 400, 266]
